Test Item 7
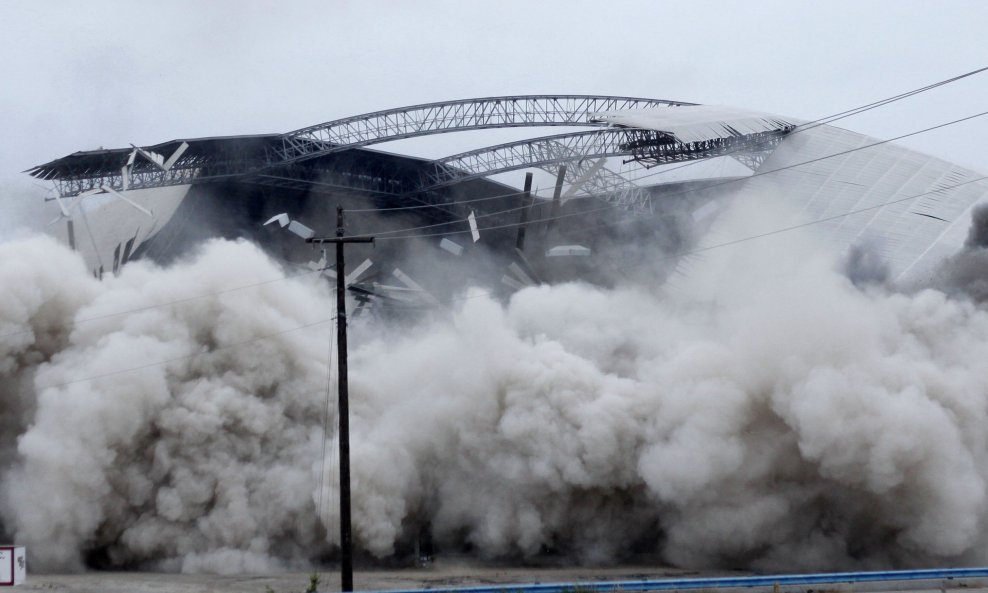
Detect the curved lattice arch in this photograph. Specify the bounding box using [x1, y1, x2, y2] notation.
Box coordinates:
[273, 95, 695, 163]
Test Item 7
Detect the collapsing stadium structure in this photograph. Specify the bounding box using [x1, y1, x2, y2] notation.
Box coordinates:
[27, 95, 988, 306]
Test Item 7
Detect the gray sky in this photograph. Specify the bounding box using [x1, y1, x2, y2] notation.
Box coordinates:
[2, 0, 987, 219]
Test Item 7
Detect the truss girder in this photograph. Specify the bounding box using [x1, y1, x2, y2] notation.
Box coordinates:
[423, 128, 741, 189]
[273, 95, 696, 163]
[624, 128, 794, 169]
[52, 152, 264, 197]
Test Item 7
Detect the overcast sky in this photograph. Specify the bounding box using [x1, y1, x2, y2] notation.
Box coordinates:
[2, 0, 987, 225]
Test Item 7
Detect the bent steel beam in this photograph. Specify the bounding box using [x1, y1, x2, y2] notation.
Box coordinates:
[273, 95, 696, 164]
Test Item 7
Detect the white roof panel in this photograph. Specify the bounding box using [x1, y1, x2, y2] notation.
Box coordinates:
[592, 104, 803, 143]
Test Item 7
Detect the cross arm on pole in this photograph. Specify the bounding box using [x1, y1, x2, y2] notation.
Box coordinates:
[305, 236, 375, 244]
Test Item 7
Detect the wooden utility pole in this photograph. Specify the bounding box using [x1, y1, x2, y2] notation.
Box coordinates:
[305, 206, 373, 593]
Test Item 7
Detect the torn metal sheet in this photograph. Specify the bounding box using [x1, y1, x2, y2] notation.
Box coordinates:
[287, 220, 315, 239]
[439, 237, 464, 256]
[345, 258, 373, 287]
[467, 211, 480, 242]
[591, 104, 802, 144]
[162, 141, 190, 170]
[307, 250, 328, 273]
[131, 144, 167, 171]
[263, 212, 314, 239]
[546, 245, 591, 257]
[264, 213, 291, 227]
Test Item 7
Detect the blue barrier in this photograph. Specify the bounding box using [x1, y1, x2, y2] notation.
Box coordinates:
[356, 567, 988, 593]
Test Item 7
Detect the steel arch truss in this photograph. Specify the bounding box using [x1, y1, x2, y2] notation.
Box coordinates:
[273, 95, 696, 163]
[427, 127, 793, 188]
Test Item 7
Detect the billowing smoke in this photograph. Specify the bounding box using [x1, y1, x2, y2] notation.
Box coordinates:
[841, 240, 891, 288]
[4, 192, 988, 574]
[935, 204, 988, 301]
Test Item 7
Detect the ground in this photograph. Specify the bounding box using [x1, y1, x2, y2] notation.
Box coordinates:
[14, 563, 704, 593]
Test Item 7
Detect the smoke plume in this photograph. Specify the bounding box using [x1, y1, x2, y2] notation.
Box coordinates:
[4, 194, 988, 574]
[935, 204, 988, 301]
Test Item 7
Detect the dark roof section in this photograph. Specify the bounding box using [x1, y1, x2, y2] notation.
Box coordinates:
[26, 134, 282, 180]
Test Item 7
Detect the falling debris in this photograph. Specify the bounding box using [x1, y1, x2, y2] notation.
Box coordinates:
[306, 250, 328, 272]
[264, 213, 290, 227]
[467, 211, 480, 242]
[545, 245, 591, 257]
[345, 258, 373, 287]
[439, 237, 464, 256]
[130, 144, 168, 171]
[263, 213, 315, 239]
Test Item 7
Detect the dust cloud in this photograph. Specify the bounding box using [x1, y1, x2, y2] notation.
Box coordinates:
[3, 192, 988, 574]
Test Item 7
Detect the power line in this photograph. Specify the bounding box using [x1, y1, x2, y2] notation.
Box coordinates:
[625, 64, 988, 181]
[371, 108, 988, 241]
[440, 172, 988, 305]
[343, 65, 988, 214]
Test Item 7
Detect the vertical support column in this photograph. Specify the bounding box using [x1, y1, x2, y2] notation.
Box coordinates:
[544, 165, 567, 238]
[515, 172, 534, 251]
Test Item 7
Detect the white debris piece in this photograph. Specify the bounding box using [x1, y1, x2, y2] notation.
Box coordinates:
[287, 220, 315, 239]
[439, 238, 464, 256]
[162, 141, 190, 170]
[131, 144, 167, 171]
[306, 251, 327, 272]
[545, 245, 591, 257]
[467, 211, 480, 242]
[263, 213, 314, 239]
[264, 213, 291, 228]
[345, 259, 373, 286]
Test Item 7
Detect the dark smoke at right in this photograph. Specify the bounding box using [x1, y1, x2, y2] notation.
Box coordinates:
[934, 203, 988, 301]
